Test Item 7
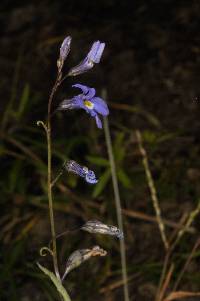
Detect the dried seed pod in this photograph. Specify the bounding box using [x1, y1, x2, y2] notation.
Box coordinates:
[81, 220, 124, 239]
[62, 246, 107, 280]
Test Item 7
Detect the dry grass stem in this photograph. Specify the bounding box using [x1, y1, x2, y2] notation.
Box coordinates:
[173, 238, 200, 291]
[158, 264, 174, 301]
[135, 130, 169, 250]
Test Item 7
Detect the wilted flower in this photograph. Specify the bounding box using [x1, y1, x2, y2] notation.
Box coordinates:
[68, 41, 105, 76]
[64, 160, 98, 184]
[62, 246, 107, 280]
[58, 84, 109, 128]
[57, 36, 72, 70]
[81, 220, 124, 239]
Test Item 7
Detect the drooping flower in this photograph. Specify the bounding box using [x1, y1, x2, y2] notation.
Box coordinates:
[58, 84, 109, 128]
[62, 246, 107, 280]
[68, 41, 105, 76]
[64, 160, 98, 184]
[81, 220, 124, 239]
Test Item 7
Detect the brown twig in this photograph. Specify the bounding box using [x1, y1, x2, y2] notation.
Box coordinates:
[156, 213, 188, 301]
[173, 238, 200, 291]
[158, 264, 174, 301]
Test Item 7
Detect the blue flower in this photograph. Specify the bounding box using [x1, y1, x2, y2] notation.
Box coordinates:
[58, 84, 109, 129]
[65, 160, 98, 184]
[57, 36, 72, 70]
[60, 36, 72, 61]
[68, 41, 105, 76]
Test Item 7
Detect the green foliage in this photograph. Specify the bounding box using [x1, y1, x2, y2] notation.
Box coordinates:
[92, 169, 111, 198]
[37, 263, 71, 301]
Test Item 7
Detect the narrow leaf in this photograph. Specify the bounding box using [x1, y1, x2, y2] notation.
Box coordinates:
[17, 84, 30, 119]
[92, 169, 111, 198]
[37, 263, 71, 301]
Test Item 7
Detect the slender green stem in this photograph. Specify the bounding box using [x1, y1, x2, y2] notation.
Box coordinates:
[51, 160, 67, 188]
[46, 74, 61, 281]
[102, 89, 130, 301]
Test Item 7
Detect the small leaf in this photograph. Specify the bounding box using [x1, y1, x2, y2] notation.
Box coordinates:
[92, 169, 111, 197]
[37, 263, 71, 301]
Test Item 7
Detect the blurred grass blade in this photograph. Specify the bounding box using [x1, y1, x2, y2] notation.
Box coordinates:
[86, 155, 109, 166]
[92, 169, 111, 198]
[16, 84, 30, 120]
[163, 291, 200, 301]
[113, 132, 125, 163]
[1, 46, 24, 130]
[117, 168, 132, 189]
[37, 263, 71, 301]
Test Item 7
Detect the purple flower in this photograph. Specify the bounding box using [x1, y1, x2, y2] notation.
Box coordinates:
[65, 160, 98, 184]
[57, 36, 72, 70]
[60, 36, 72, 61]
[58, 84, 109, 129]
[68, 41, 105, 76]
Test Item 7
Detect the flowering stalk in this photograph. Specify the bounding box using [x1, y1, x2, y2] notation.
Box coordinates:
[37, 36, 119, 301]
[46, 73, 61, 281]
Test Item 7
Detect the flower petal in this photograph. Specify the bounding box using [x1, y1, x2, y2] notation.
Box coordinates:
[58, 95, 84, 110]
[95, 114, 103, 129]
[88, 41, 105, 63]
[72, 84, 89, 95]
[92, 97, 109, 116]
[72, 84, 96, 99]
[68, 41, 105, 76]
[86, 87, 96, 99]
[85, 170, 98, 184]
[68, 58, 93, 76]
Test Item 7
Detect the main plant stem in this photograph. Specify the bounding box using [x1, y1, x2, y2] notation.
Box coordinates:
[47, 74, 61, 280]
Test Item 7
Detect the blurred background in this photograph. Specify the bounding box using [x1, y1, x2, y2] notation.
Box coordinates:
[0, 1, 200, 300]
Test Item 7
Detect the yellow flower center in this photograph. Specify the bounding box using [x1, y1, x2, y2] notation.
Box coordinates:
[84, 99, 94, 110]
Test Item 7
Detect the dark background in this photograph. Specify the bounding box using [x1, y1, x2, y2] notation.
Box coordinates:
[1, 1, 200, 300]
